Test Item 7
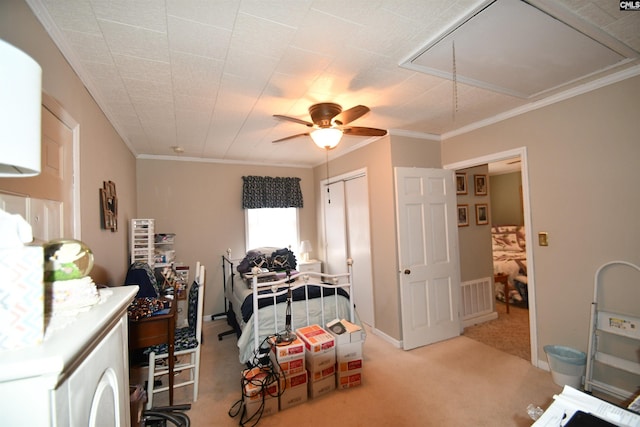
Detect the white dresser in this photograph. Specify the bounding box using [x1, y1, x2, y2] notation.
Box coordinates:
[0, 286, 137, 427]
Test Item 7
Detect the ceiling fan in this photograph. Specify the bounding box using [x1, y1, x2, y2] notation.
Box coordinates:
[273, 103, 387, 149]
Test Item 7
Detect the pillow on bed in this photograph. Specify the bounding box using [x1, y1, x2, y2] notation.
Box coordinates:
[492, 232, 521, 252]
[269, 248, 297, 271]
[237, 250, 270, 274]
[515, 227, 526, 249]
[237, 247, 297, 273]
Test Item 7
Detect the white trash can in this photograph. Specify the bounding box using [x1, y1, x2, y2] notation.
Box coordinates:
[544, 345, 586, 388]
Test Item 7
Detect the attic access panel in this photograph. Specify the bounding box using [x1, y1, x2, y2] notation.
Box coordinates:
[401, 0, 627, 99]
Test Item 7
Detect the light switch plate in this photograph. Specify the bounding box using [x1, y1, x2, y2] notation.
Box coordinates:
[538, 232, 548, 246]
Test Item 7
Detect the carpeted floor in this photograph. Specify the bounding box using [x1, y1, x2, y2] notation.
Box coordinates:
[135, 317, 561, 426]
[463, 300, 531, 362]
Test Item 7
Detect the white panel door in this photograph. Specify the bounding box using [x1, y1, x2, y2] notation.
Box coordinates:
[30, 198, 63, 242]
[0, 193, 28, 218]
[395, 167, 461, 350]
[42, 106, 75, 238]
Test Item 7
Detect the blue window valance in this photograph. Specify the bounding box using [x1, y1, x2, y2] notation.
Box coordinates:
[242, 176, 303, 209]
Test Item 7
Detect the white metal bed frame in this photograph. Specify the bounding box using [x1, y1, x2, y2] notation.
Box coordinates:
[249, 259, 355, 352]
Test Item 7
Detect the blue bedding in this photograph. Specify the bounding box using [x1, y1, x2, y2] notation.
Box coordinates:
[240, 283, 349, 323]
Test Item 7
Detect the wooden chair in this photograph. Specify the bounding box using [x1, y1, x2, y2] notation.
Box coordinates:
[145, 262, 205, 409]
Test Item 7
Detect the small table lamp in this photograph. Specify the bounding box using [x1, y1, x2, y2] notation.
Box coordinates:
[299, 240, 312, 262]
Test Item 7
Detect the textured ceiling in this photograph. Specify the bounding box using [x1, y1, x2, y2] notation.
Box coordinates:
[26, 0, 640, 167]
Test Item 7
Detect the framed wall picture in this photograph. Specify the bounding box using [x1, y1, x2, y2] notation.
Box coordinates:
[474, 174, 487, 196]
[100, 180, 118, 232]
[457, 204, 469, 227]
[475, 203, 489, 225]
[456, 172, 467, 195]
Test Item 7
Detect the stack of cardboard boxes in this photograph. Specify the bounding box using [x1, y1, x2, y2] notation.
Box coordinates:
[239, 320, 364, 421]
[241, 366, 279, 421]
[327, 319, 364, 389]
[269, 336, 308, 410]
[296, 324, 337, 398]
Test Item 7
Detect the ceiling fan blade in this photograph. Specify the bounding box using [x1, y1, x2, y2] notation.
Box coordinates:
[342, 126, 387, 137]
[272, 132, 310, 143]
[332, 105, 370, 125]
[273, 114, 314, 127]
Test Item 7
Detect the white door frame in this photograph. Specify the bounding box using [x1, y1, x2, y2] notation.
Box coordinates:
[443, 146, 538, 367]
[319, 167, 375, 327]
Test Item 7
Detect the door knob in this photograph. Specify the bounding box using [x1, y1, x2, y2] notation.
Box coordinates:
[404, 269, 411, 275]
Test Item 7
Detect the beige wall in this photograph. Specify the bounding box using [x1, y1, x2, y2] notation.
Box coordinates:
[0, 0, 136, 286]
[456, 165, 493, 283]
[442, 75, 640, 366]
[136, 159, 316, 317]
[490, 172, 524, 226]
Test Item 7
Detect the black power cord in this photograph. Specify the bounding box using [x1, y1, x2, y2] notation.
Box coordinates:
[229, 336, 289, 427]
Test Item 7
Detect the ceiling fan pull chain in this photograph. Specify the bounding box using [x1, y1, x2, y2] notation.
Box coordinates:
[326, 148, 331, 204]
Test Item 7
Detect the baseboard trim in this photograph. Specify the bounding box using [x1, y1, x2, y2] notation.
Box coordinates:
[462, 311, 499, 328]
[370, 326, 402, 348]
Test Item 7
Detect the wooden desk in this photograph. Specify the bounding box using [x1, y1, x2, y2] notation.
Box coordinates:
[128, 301, 176, 406]
[494, 273, 510, 314]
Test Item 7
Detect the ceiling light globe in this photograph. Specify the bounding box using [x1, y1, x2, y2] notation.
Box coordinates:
[310, 128, 342, 150]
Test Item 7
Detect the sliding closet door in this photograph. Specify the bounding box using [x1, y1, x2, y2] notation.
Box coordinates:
[345, 177, 374, 327]
[322, 173, 375, 327]
[324, 181, 348, 274]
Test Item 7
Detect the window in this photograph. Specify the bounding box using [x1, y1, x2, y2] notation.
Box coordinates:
[245, 207, 299, 250]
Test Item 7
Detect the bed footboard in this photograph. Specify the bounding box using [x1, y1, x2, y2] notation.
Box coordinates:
[242, 259, 356, 363]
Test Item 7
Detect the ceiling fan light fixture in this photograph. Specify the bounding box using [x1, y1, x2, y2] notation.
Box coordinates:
[310, 128, 342, 150]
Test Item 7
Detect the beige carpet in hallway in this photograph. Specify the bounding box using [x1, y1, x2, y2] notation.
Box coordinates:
[141, 319, 562, 426]
[463, 301, 531, 362]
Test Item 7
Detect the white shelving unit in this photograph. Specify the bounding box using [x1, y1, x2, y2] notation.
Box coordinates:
[130, 218, 155, 265]
[154, 233, 176, 267]
[584, 260, 640, 401]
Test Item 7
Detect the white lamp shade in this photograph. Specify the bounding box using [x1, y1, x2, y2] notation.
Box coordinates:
[310, 128, 342, 150]
[0, 39, 42, 177]
[299, 240, 312, 261]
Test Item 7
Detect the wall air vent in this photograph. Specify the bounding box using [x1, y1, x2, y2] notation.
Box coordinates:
[400, 0, 635, 99]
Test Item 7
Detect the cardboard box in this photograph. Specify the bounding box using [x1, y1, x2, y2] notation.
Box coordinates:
[244, 392, 278, 419]
[241, 367, 279, 419]
[337, 358, 362, 373]
[269, 336, 306, 375]
[278, 371, 308, 410]
[296, 324, 335, 354]
[308, 373, 335, 398]
[0, 246, 44, 351]
[242, 367, 278, 398]
[269, 336, 305, 360]
[326, 318, 364, 343]
[307, 364, 336, 382]
[337, 371, 362, 389]
[305, 347, 335, 373]
[336, 341, 363, 361]
[270, 351, 305, 375]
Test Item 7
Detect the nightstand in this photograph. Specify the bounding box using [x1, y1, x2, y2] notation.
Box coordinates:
[298, 259, 322, 273]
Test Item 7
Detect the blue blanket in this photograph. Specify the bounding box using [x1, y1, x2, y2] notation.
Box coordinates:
[240, 284, 349, 323]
